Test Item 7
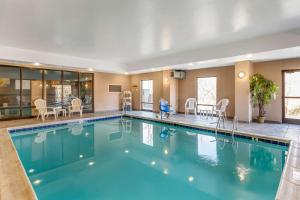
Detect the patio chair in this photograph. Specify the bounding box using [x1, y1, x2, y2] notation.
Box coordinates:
[159, 98, 171, 119]
[212, 98, 229, 119]
[34, 99, 56, 121]
[68, 98, 83, 117]
[185, 98, 197, 116]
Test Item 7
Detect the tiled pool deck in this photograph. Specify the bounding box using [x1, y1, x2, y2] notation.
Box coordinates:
[1, 111, 300, 199]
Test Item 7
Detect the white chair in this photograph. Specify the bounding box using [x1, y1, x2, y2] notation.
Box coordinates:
[185, 98, 197, 116]
[34, 99, 56, 121]
[212, 98, 229, 119]
[68, 98, 83, 117]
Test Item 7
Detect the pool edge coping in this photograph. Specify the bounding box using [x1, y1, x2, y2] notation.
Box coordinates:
[2, 113, 300, 200]
[0, 129, 37, 200]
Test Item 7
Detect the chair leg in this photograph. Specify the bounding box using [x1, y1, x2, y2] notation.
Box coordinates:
[222, 116, 225, 128]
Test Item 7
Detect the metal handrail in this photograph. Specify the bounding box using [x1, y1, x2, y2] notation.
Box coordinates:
[232, 116, 238, 134]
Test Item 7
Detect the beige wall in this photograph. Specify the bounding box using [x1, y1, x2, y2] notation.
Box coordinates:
[92, 58, 300, 123]
[178, 66, 235, 117]
[253, 58, 300, 122]
[130, 71, 164, 112]
[93, 72, 130, 112]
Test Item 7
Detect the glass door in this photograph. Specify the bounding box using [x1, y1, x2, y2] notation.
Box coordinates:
[21, 68, 43, 117]
[141, 80, 153, 111]
[79, 73, 93, 113]
[44, 70, 63, 107]
[63, 71, 79, 108]
[283, 70, 300, 124]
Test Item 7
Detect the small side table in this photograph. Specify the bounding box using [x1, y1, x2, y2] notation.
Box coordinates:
[199, 109, 211, 119]
[55, 108, 67, 118]
[197, 104, 215, 119]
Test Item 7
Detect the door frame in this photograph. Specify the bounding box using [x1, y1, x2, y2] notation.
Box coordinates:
[140, 79, 153, 111]
[282, 69, 300, 124]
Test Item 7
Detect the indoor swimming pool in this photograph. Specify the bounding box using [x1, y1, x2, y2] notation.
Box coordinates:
[11, 117, 288, 200]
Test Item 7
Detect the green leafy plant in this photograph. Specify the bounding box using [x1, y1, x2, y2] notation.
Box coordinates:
[249, 73, 278, 118]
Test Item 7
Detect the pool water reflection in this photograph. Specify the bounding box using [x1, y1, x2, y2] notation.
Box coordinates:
[12, 118, 287, 200]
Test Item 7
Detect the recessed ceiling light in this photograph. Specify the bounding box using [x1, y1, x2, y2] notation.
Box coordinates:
[247, 54, 253, 58]
[79, 154, 83, 158]
[33, 62, 40, 66]
[197, 59, 219, 64]
[124, 149, 129, 154]
[151, 161, 156, 166]
[28, 168, 35, 173]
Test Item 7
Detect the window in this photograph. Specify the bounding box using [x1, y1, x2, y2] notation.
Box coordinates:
[0, 66, 21, 119]
[197, 77, 217, 110]
[0, 66, 94, 120]
[141, 80, 153, 111]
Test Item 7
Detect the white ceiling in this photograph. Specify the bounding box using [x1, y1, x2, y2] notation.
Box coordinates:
[1, 0, 300, 73]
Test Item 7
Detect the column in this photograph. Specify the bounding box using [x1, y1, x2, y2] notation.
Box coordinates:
[235, 61, 253, 122]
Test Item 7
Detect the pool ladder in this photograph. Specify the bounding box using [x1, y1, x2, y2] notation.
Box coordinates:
[215, 115, 238, 134]
[214, 116, 239, 151]
[232, 116, 238, 135]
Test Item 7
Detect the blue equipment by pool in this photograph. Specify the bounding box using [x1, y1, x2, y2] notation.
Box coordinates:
[159, 98, 171, 119]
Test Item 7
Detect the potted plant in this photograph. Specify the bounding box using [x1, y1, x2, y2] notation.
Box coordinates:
[249, 73, 278, 123]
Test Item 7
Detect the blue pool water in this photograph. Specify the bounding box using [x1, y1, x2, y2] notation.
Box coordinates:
[11, 117, 287, 200]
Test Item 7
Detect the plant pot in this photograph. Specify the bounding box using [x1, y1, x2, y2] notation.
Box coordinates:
[257, 116, 265, 123]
